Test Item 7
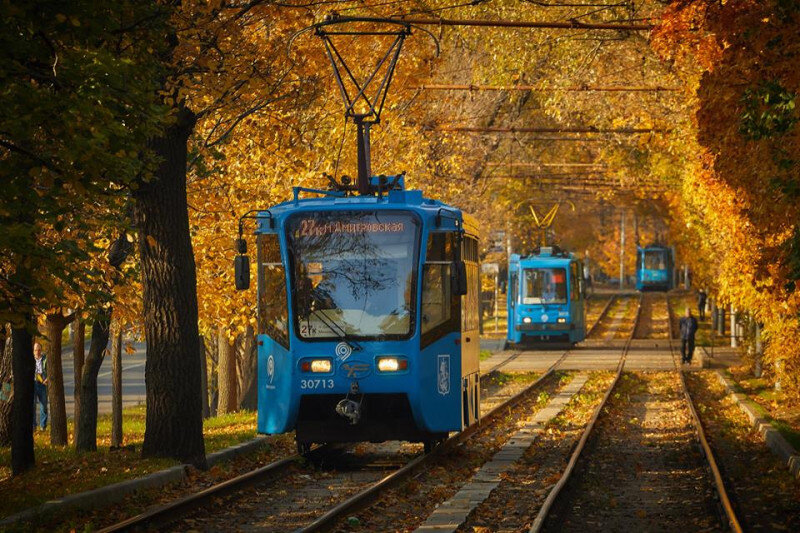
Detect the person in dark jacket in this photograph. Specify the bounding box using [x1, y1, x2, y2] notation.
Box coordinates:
[697, 288, 707, 321]
[33, 341, 48, 430]
[679, 308, 699, 364]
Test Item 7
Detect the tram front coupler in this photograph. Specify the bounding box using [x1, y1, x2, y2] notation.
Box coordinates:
[335, 380, 363, 424]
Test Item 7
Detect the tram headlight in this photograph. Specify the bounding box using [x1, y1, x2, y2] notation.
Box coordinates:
[377, 357, 408, 372]
[557, 318, 567, 324]
[522, 317, 532, 324]
[301, 359, 332, 373]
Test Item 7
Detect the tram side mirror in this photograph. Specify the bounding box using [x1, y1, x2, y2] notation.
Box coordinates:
[234, 255, 250, 291]
[451, 260, 468, 296]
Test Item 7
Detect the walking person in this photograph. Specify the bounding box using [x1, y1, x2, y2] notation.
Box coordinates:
[33, 341, 48, 430]
[679, 308, 699, 365]
[697, 288, 707, 321]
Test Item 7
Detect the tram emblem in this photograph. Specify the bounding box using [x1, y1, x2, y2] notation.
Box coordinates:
[340, 361, 371, 379]
[437, 354, 450, 395]
[335, 342, 353, 362]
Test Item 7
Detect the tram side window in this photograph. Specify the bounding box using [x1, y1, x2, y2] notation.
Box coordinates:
[463, 236, 479, 331]
[509, 272, 518, 307]
[421, 232, 459, 346]
[570, 263, 580, 301]
[258, 234, 289, 348]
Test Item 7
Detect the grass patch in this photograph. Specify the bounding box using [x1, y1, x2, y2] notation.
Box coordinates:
[723, 369, 800, 452]
[0, 405, 258, 518]
[479, 349, 493, 361]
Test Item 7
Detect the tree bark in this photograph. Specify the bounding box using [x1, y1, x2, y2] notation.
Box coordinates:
[200, 336, 210, 419]
[0, 325, 13, 446]
[44, 311, 75, 446]
[237, 326, 257, 411]
[72, 318, 85, 438]
[76, 313, 110, 452]
[11, 320, 35, 475]
[111, 324, 123, 448]
[135, 106, 205, 466]
[217, 330, 237, 414]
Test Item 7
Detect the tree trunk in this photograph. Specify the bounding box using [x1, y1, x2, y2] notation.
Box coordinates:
[76, 313, 111, 452]
[208, 335, 218, 417]
[72, 318, 85, 439]
[135, 106, 205, 466]
[111, 324, 123, 448]
[0, 325, 13, 446]
[200, 336, 210, 419]
[11, 320, 35, 475]
[238, 326, 257, 411]
[217, 330, 237, 414]
[45, 311, 75, 446]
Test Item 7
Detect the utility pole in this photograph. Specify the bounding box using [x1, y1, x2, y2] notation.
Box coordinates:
[619, 210, 625, 289]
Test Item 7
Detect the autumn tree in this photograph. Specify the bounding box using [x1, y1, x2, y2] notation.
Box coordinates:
[0, 0, 169, 474]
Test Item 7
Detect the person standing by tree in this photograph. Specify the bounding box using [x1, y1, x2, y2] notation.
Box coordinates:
[679, 308, 699, 364]
[697, 288, 707, 321]
[32, 342, 47, 430]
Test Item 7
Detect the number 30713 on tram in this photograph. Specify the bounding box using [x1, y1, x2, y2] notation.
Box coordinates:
[234, 176, 481, 453]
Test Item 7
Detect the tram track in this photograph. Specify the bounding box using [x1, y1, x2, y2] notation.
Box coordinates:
[98, 350, 570, 532]
[528, 293, 742, 532]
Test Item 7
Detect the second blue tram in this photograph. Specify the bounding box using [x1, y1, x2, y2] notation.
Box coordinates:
[506, 247, 586, 346]
[238, 177, 480, 452]
[635, 245, 674, 291]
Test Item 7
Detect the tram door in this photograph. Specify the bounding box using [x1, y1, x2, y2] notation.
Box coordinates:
[461, 234, 480, 427]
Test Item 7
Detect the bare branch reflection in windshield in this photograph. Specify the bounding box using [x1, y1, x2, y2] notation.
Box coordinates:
[287, 211, 419, 339]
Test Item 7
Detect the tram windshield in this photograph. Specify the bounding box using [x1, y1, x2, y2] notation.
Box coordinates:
[643, 250, 667, 270]
[522, 268, 568, 304]
[286, 210, 419, 340]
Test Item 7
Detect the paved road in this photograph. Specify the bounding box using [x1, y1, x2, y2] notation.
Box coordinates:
[60, 340, 146, 416]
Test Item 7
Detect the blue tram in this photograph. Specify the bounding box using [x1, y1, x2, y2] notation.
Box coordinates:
[506, 247, 586, 346]
[236, 177, 480, 452]
[635, 245, 674, 291]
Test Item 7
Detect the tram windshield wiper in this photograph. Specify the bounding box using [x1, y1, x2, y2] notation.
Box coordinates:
[305, 289, 363, 352]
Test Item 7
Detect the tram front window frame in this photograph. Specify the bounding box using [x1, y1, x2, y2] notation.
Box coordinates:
[285, 210, 421, 342]
[522, 268, 568, 305]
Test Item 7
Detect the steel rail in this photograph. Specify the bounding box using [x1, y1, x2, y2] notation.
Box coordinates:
[297, 349, 572, 533]
[529, 292, 643, 532]
[585, 294, 616, 338]
[666, 295, 743, 533]
[97, 446, 333, 533]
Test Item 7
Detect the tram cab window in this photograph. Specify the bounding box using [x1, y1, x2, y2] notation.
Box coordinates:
[523, 268, 568, 305]
[257, 234, 289, 348]
[644, 251, 666, 270]
[286, 211, 419, 340]
[421, 232, 459, 346]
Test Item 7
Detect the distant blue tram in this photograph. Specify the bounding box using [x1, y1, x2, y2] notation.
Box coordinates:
[635, 245, 674, 291]
[506, 247, 586, 346]
[236, 177, 480, 452]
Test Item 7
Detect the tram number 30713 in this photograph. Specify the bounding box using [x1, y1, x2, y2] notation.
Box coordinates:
[300, 378, 335, 389]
